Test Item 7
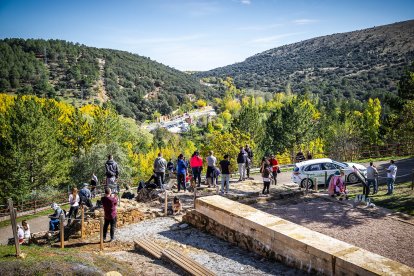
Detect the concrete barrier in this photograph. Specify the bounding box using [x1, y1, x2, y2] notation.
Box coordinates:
[185, 195, 413, 275]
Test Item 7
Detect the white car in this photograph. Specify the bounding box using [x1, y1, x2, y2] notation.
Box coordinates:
[291, 158, 367, 188]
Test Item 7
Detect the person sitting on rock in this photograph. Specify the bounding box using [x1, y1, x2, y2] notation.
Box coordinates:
[172, 196, 182, 215]
[121, 185, 135, 200]
[48, 203, 64, 231]
[79, 183, 93, 209]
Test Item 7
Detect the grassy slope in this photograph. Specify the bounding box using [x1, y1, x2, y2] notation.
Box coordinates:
[0, 245, 135, 275]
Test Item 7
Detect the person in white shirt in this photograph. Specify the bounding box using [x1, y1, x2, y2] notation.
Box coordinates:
[386, 160, 397, 195]
[68, 187, 80, 224]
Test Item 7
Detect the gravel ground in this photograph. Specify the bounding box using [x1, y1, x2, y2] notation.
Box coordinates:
[252, 196, 414, 268]
[111, 217, 305, 275]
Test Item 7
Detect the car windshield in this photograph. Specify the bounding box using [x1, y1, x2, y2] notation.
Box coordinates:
[333, 161, 348, 168]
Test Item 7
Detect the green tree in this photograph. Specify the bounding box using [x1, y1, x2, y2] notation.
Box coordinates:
[398, 63, 414, 101]
[0, 97, 71, 203]
[362, 98, 381, 145]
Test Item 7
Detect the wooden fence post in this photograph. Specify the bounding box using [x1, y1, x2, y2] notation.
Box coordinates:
[100, 217, 104, 251]
[193, 187, 197, 209]
[324, 172, 328, 189]
[314, 177, 318, 192]
[81, 207, 85, 239]
[59, 214, 64, 249]
[164, 190, 168, 216]
[8, 199, 21, 257]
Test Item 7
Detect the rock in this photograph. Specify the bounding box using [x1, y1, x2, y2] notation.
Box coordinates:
[105, 271, 122, 276]
[179, 223, 189, 229]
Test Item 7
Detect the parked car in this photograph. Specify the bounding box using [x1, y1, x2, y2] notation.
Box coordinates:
[291, 158, 367, 188]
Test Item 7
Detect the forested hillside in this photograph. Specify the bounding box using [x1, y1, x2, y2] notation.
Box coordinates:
[197, 20, 414, 101]
[0, 39, 214, 121]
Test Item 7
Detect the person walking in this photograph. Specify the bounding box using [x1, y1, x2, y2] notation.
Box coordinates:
[176, 154, 187, 192]
[262, 160, 272, 195]
[67, 187, 80, 224]
[268, 155, 279, 185]
[245, 145, 253, 179]
[190, 151, 203, 187]
[154, 152, 167, 188]
[366, 162, 379, 196]
[101, 187, 118, 242]
[206, 151, 217, 187]
[219, 154, 231, 194]
[237, 147, 247, 181]
[386, 160, 397, 195]
[105, 155, 119, 193]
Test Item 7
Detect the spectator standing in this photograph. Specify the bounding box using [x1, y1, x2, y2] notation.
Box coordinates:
[237, 147, 247, 181]
[67, 187, 80, 224]
[105, 155, 119, 192]
[90, 173, 98, 198]
[101, 187, 118, 242]
[219, 154, 231, 194]
[154, 152, 167, 188]
[190, 151, 203, 187]
[167, 159, 174, 178]
[307, 151, 313, 160]
[206, 151, 217, 187]
[366, 162, 379, 196]
[245, 145, 253, 179]
[268, 155, 279, 184]
[262, 160, 272, 195]
[386, 160, 398, 195]
[176, 154, 187, 192]
[79, 183, 93, 209]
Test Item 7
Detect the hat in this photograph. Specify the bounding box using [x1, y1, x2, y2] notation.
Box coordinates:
[334, 171, 340, 176]
[51, 203, 58, 210]
[82, 183, 89, 187]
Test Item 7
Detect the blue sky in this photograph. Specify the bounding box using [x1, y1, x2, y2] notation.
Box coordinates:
[0, 0, 413, 71]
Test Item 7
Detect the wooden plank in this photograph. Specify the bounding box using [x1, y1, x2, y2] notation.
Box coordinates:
[169, 248, 215, 276]
[134, 238, 163, 259]
[163, 248, 215, 276]
[162, 249, 204, 276]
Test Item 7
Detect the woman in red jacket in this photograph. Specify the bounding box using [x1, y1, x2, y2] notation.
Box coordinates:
[190, 151, 203, 187]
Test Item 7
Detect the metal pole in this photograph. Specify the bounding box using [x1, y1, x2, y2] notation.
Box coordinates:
[164, 190, 168, 216]
[324, 172, 328, 189]
[100, 217, 104, 251]
[59, 214, 64, 249]
[81, 207, 85, 239]
[8, 199, 21, 257]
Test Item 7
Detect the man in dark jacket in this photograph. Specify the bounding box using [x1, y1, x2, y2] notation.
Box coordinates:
[245, 145, 253, 179]
[105, 155, 119, 192]
[237, 147, 247, 181]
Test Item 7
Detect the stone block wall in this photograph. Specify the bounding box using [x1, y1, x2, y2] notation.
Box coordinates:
[184, 195, 414, 276]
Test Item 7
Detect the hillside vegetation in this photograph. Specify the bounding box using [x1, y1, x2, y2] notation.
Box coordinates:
[0, 39, 214, 120]
[197, 20, 414, 101]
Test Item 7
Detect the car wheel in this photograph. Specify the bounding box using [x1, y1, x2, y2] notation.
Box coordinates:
[347, 173, 359, 184]
[301, 178, 313, 189]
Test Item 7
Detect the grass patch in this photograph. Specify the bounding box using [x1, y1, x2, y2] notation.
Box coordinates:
[0, 244, 135, 275]
[347, 182, 414, 215]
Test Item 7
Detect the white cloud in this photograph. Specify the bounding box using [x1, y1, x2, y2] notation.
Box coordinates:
[117, 34, 206, 45]
[292, 19, 318, 25]
[240, 0, 251, 4]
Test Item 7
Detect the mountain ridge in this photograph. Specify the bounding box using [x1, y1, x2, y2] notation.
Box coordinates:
[197, 20, 414, 100]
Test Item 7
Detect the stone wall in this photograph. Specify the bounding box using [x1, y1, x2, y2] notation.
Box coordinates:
[183, 195, 414, 276]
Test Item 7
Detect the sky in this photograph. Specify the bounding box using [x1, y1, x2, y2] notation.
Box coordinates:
[0, 0, 413, 71]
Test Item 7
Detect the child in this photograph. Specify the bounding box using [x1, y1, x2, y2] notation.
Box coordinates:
[262, 160, 272, 195]
[172, 196, 182, 215]
[22, 220, 30, 241]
